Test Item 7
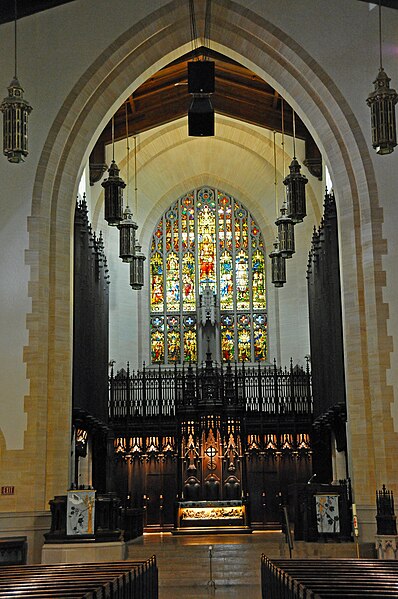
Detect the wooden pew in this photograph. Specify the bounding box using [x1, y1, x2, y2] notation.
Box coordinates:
[261, 557, 398, 598]
[0, 562, 156, 599]
[0, 557, 158, 599]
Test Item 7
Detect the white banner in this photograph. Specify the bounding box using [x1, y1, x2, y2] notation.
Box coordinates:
[315, 494, 340, 533]
[66, 490, 95, 536]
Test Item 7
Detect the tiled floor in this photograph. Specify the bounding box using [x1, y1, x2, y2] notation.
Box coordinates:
[128, 531, 283, 598]
[127, 530, 358, 598]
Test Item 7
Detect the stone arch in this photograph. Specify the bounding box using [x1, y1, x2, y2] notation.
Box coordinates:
[24, 0, 391, 523]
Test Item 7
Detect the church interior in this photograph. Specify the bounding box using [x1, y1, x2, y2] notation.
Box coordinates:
[1, 0, 398, 596]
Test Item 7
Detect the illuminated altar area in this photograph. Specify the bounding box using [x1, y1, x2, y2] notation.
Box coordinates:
[175, 500, 249, 534]
[109, 353, 313, 531]
[65, 189, 315, 534]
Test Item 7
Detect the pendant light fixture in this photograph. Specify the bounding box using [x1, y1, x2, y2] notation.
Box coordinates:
[269, 130, 286, 287]
[118, 104, 138, 262]
[270, 238, 286, 288]
[276, 100, 295, 259]
[283, 110, 308, 223]
[1, 0, 33, 163]
[130, 240, 146, 290]
[276, 200, 295, 259]
[366, 0, 398, 155]
[102, 116, 125, 225]
[129, 135, 146, 290]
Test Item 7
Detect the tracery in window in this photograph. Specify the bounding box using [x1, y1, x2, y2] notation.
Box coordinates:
[149, 187, 267, 364]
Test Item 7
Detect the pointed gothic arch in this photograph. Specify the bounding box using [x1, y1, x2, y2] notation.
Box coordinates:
[20, 0, 391, 538]
[149, 186, 267, 365]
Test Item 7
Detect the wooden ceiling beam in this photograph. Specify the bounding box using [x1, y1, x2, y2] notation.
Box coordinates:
[128, 96, 135, 113]
[90, 47, 322, 184]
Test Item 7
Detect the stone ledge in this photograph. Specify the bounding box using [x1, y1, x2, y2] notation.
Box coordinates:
[41, 540, 127, 564]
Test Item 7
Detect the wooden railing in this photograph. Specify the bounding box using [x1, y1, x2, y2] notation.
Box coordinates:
[109, 360, 312, 422]
[45, 493, 123, 543]
[261, 557, 398, 598]
[0, 558, 158, 598]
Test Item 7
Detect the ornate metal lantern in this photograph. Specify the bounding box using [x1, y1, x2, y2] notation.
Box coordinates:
[1, 0, 33, 164]
[118, 205, 138, 262]
[1, 77, 32, 163]
[366, 0, 398, 155]
[283, 157, 308, 223]
[367, 68, 398, 155]
[275, 201, 295, 258]
[130, 241, 146, 290]
[101, 160, 125, 225]
[269, 239, 286, 288]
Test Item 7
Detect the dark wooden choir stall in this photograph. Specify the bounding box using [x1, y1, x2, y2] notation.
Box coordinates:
[108, 354, 313, 533]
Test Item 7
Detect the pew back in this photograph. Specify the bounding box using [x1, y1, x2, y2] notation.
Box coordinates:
[0, 557, 158, 599]
[261, 557, 398, 598]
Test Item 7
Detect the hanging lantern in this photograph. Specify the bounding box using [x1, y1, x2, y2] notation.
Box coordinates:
[367, 68, 398, 155]
[101, 160, 125, 225]
[283, 157, 308, 223]
[118, 104, 138, 261]
[366, 0, 398, 155]
[1, 77, 32, 163]
[269, 239, 286, 288]
[1, 0, 33, 164]
[130, 241, 146, 290]
[275, 201, 295, 258]
[118, 205, 138, 262]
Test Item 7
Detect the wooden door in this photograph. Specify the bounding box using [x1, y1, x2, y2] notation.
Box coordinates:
[146, 472, 161, 526]
[246, 457, 280, 526]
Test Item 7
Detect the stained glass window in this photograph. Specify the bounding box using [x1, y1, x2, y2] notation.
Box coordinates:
[237, 314, 251, 362]
[183, 315, 197, 362]
[167, 315, 180, 362]
[198, 189, 216, 292]
[151, 316, 165, 364]
[150, 252, 164, 312]
[253, 314, 267, 361]
[182, 253, 195, 311]
[149, 187, 267, 364]
[219, 253, 230, 307]
[252, 250, 266, 309]
[236, 250, 249, 310]
[166, 252, 179, 311]
[221, 315, 235, 362]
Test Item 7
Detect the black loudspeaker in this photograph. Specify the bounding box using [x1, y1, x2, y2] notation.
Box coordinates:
[188, 96, 214, 136]
[188, 61, 215, 94]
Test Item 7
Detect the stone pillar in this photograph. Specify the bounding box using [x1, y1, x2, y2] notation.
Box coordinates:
[375, 535, 398, 560]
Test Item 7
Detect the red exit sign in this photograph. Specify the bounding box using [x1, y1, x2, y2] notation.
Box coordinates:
[1, 486, 15, 495]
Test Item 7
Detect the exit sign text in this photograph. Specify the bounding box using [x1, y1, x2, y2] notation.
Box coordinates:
[1, 486, 15, 495]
